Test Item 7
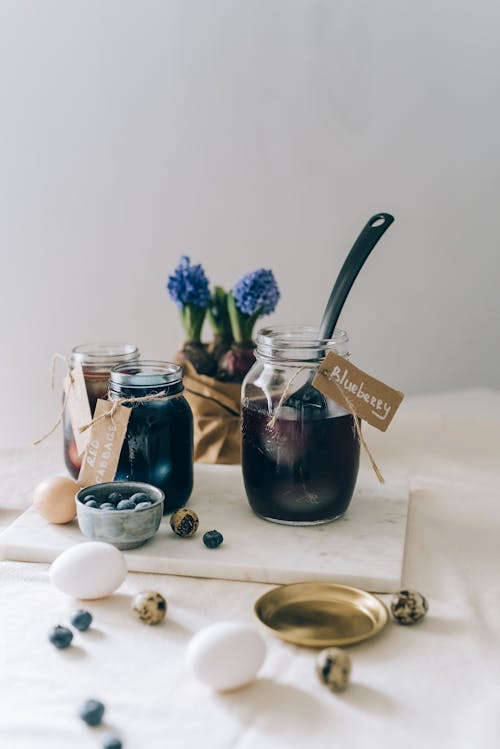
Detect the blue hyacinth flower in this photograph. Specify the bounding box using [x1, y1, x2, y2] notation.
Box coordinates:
[228, 269, 280, 345]
[167, 256, 211, 343]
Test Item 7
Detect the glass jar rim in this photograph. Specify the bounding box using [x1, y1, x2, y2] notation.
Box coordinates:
[71, 343, 139, 368]
[255, 325, 349, 364]
[256, 325, 348, 348]
[110, 360, 182, 389]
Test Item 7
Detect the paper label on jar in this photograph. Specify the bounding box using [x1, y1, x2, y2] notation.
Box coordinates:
[312, 351, 404, 432]
[78, 399, 131, 487]
[63, 363, 92, 457]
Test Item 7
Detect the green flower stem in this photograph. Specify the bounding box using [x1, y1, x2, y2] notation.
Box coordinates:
[207, 286, 232, 339]
[227, 293, 262, 345]
[180, 305, 206, 343]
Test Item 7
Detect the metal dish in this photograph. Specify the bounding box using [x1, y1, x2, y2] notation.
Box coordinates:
[254, 581, 388, 647]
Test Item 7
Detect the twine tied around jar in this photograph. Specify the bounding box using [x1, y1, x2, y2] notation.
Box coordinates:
[266, 364, 384, 484]
[34, 354, 183, 445]
[33, 354, 75, 446]
[78, 390, 183, 434]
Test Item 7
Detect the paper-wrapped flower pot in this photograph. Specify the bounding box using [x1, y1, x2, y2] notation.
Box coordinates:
[179, 361, 241, 465]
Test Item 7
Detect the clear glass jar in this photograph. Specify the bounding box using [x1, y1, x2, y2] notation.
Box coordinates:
[63, 343, 140, 477]
[241, 325, 360, 525]
[109, 361, 193, 514]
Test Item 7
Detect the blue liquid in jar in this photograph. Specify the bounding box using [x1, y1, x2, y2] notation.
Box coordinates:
[112, 368, 193, 514]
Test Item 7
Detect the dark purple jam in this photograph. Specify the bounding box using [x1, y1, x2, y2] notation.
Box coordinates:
[242, 400, 360, 524]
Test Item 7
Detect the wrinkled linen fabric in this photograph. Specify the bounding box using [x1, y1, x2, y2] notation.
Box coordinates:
[0, 388, 499, 749]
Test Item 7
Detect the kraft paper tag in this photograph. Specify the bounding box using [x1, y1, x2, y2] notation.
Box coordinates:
[64, 363, 92, 457]
[312, 352, 404, 432]
[78, 399, 131, 486]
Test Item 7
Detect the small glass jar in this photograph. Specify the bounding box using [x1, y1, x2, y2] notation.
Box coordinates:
[63, 343, 140, 478]
[241, 325, 360, 525]
[109, 361, 193, 514]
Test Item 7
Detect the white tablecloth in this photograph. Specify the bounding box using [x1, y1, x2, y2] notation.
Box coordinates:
[1, 388, 499, 749]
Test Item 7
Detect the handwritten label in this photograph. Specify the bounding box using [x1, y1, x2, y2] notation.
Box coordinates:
[78, 399, 131, 487]
[312, 352, 404, 431]
[64, 363, 92, 457]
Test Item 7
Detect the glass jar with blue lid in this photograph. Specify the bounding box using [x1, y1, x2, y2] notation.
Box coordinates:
[109, 361, 193, 514]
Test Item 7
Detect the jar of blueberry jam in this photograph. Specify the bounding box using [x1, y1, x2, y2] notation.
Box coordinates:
[109, 361, 193, 514]
[241, 326, 360, 525]
[63, 343, 140, 478]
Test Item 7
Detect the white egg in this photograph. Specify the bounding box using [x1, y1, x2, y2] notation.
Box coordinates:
[50, 542, 127, 599]
[186, 622, 266, 691]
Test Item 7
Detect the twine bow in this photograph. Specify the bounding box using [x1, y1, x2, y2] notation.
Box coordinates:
[33, 354, 75, 446]
[78, 390, 183, 434]
[34, 356, 184, 445]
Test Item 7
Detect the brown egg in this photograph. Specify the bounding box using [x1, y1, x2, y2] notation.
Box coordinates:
[33, 476, 79, 524]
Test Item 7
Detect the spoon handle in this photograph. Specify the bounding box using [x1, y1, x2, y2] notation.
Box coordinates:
[318, 212, 395, 340]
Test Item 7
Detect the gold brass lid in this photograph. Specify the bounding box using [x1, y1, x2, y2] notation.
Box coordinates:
[254, 582, 388, 647]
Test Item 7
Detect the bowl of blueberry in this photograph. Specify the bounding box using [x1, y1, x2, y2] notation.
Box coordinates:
[76, 481, 164, 550]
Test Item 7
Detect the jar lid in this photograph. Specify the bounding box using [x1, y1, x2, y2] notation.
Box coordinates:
[110, 361, 182, 390]
[71, 343, 139, 369]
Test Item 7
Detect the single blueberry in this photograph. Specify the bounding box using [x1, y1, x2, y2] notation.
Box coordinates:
[85, 500, 99, 508]
[203, 530, 224, 549]
[102, 735, 122, 749]
[117, 499, 136, 510]
[70, 609, 93, 631]
[49, 625, 73, 649]
[78, 698, 105, 726]
[130, 492, 150, 505]
[107, 492, 123, 505]
[84, 495, 98, 504]
[134, 502, 151, 510]
[100, 503, 116, 511]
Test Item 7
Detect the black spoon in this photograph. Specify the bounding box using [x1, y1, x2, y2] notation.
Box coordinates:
[284, 212, 395, 410]
[318, 212, 394, 339]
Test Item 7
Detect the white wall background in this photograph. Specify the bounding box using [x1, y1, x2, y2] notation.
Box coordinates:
[0, 0, 499, 447]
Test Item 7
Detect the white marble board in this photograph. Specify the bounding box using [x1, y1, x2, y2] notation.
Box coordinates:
[0, 464, 409, 592]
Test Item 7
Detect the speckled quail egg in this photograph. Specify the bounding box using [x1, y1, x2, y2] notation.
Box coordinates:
[316, 647, 351, 692]
[132, 590, 167, 625]
[170, 508, 199, 537]
[390, 589, 428, 625]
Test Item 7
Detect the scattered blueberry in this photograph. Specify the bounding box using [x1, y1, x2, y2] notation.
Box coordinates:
[85, 500, 99, 508]
[203, 530, 224, 549]
[107, 492, 123, 506]
[102, 735, 122, 749]
[100, 503, 116, 511]
[78, 698, 105, 726]
[130, 492, 150, 505]
[117, 499, 136, 511]
[135, 502, 151, 510]
[49, 625, 73, 649]
[70, 609, 93, 631]
[84, 495, 98, 504]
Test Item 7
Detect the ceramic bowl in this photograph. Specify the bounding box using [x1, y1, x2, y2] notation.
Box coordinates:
[76, 481, 164, 550]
